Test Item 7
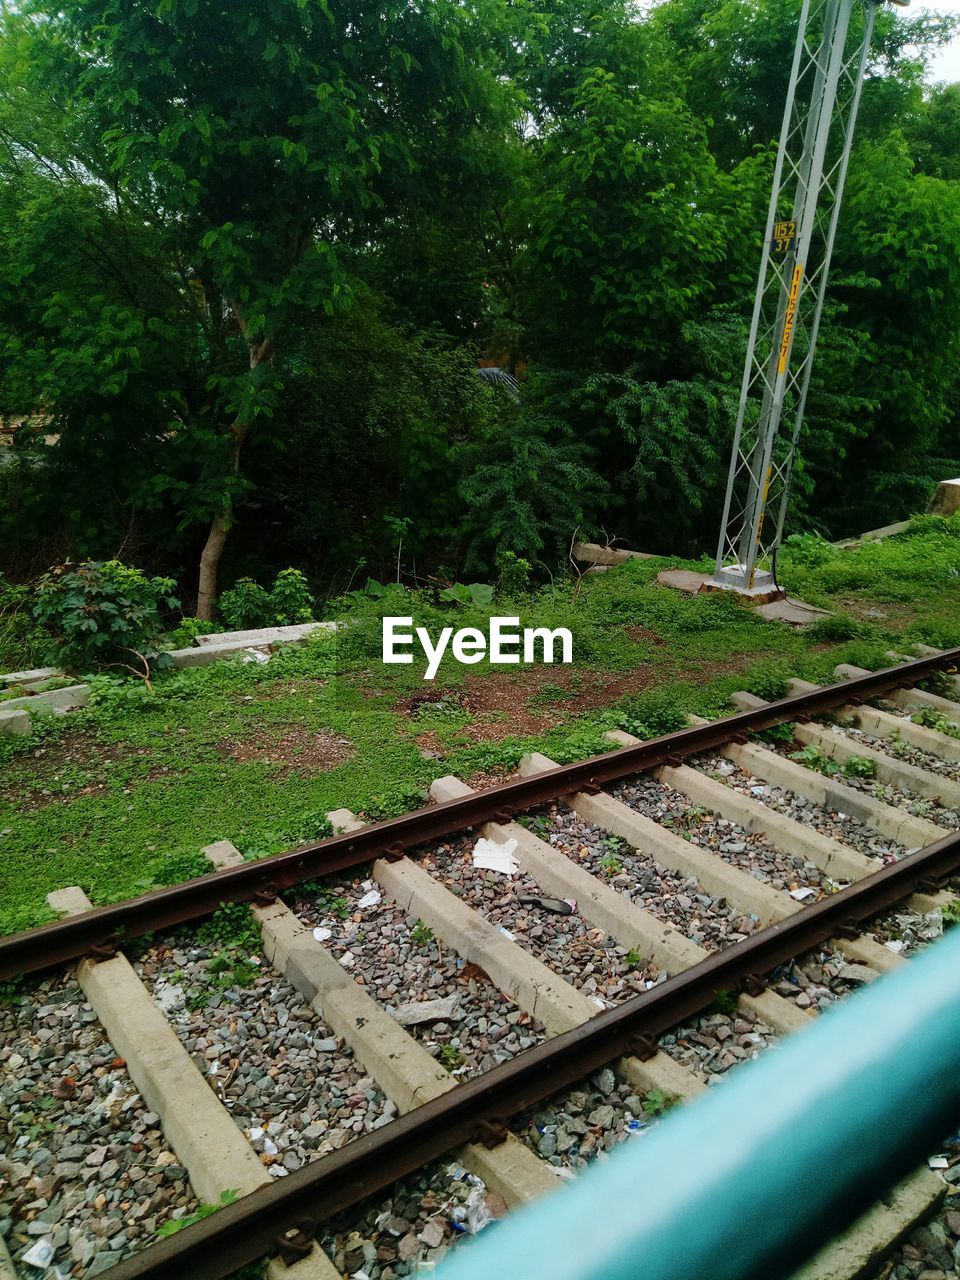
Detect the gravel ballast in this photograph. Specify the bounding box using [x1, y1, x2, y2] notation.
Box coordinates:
[538, 805, 761, 955]
[611, 775, 831, 894]
[1, 974, 198, 1276]
[319, 1156, 508, 1277]
[514, 1066, 657, 1172]
[135, 938, 393, 1175]
[289, 875, 547, 1075]
[695, 754, 905, 861]
[765, 739, 960, 831]
[421, 833, 648, 1007]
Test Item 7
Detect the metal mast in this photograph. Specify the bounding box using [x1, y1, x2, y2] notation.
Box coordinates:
[709, 0, 890, 597]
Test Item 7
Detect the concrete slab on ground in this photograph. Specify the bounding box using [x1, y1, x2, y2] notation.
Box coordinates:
[573, 541, 655, 566]
[0, 707, 31, 736]
[656, 568, 711, 593]
[755, 597, 831, 625]
[0, 666, 61, 686]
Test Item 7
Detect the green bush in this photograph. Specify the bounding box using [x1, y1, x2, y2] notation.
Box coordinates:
[270, 568, 314, 623]
[218, 577, 273, 630]
[743, 661, 792, 701]
[165, 616, 223, 649]
[219, 568, 315, 630]
[33, 561, 178, 675]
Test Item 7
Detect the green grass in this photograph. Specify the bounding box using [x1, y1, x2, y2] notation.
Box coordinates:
[2, 515, 960, 936]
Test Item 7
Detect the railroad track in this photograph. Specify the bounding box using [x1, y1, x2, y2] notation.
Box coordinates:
[2, 651, 960, 1280]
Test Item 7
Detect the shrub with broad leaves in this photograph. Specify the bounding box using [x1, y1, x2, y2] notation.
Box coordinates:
[33, 560, 178, 677]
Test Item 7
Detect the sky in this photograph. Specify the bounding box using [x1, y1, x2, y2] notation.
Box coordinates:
[919, 0, 960, 82]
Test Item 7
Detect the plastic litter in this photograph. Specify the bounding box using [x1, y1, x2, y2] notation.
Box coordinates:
[312, 926, 333, 942]
[22, 1239, 55, 1268]
[357, 889, 381, 909]
[496, 925, 516, 941]
[515, 894, 574, 915]
[472, 837, 519, 876]
[241, 648, 271, 664]
[339, 950, 356, 968]
[449, 1187, 494, 1235]
[885, 939, 905, 953]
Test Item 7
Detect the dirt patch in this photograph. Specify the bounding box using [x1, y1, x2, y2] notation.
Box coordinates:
[0, 733, 155, 812]
[625, 625, 665, 646]
[462, 768, 515, 791]
[397, 666, 661, 745]
[217, 727, 354, 776]
[460, 666, 659, 741]
[245, 677, 328, 703]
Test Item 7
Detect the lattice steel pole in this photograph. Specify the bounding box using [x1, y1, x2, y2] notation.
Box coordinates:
[709, 0, 893, 597]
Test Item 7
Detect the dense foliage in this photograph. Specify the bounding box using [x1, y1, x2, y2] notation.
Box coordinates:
[0, 0, 958, 613]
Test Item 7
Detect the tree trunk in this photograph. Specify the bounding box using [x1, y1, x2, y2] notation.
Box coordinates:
[197, 511, 229, 622]
[193, 323, 274, 619]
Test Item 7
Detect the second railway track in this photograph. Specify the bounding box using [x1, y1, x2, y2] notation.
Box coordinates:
[2, 650, 960, 1280]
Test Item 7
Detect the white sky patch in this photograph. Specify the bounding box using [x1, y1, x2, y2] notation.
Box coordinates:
[918, 1, 960, 83]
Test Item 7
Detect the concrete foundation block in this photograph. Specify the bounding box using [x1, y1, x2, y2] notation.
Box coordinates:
[928, 477, 960, 517]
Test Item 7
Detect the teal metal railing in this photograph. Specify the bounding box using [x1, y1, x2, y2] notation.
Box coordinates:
[437, 927, 960, 1280]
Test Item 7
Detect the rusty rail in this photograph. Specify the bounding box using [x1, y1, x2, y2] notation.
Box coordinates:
[1, 648, 957, 980]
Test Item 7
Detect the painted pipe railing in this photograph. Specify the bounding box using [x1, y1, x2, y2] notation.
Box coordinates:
[437, 927, 960, 1280]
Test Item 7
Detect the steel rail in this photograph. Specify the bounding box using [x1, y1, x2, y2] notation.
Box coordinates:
[101, 825, 960, 1280]
[1, 648, 957, 980]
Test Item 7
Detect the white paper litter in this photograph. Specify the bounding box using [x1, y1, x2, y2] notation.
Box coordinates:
[22, 1239, 55, 1268]
[339, 950, 355, 968]
[263, 1137, 279, 1155]
[312, 926, 333, 942]
[357, 889, 381, 909]
[789, 887, 817, 901]
[472, 836, 519, 876]
[884, 939, 905, 953]
[496, 925, 516, 941]
[928, 1155, 949, 1169]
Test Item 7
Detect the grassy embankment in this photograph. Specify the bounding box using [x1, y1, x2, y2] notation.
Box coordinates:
[2, 516, 959, 936]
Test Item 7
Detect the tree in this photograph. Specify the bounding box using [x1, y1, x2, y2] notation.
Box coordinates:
[516, 11, 725, 372]
[4, 0, 506, 615]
